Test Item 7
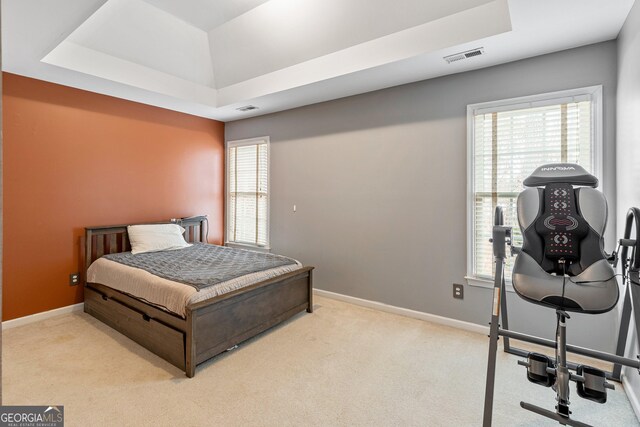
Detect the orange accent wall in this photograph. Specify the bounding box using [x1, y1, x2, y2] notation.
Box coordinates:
[2, 73, 225, 321]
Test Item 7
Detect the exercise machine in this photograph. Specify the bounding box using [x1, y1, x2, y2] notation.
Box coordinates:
[482, 163, 640, 426]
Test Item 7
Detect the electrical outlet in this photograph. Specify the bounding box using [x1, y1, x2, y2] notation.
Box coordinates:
[453, 283, 464, 300]
[69, 273, 80, 286]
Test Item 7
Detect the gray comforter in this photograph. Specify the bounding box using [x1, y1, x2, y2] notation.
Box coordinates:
[103, 243, 298, 291]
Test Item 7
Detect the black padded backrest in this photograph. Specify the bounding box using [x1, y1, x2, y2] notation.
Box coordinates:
[535, 183, 588, 264]
[519, 185, 608, 276]
[518, 164, 608, 276]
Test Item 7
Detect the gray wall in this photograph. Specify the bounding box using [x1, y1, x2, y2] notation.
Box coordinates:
[617, 0, 640, 407]
[226, 41, 619, 351]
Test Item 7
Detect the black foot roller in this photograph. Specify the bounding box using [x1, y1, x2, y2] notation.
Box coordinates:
[525, 352, 555, 387]
[576, 365, 609, 404]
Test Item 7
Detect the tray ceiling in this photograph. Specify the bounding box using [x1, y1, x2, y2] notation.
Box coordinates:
[2, 0, 635, 121]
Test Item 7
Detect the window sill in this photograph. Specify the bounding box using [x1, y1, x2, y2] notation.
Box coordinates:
[225, 242, 271, 253]
[465, 275, 514, 293]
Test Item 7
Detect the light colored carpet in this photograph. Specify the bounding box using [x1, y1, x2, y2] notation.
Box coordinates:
[3, 296, 638, 427]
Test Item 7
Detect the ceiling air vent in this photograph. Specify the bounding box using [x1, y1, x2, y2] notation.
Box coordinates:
[443, 48, 485, 64]
[236, 105, 259, 112]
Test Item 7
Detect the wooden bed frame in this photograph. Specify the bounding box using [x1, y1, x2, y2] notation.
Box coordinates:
[83, 216, 314, 377]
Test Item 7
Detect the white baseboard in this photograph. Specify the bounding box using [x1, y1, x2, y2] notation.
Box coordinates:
[2, 303, 85, 330]
[622, 373, 640, 422]
[313, 289, 489, 335]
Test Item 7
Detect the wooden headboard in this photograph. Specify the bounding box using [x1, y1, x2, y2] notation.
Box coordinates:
[83, 216, 208, 281]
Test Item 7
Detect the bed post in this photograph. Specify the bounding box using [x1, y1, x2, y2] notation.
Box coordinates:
[84, 229, 93, 285]
[200, 217, 206, 243]
[185, 307, 196, 378]
[307, 269, 314, 313]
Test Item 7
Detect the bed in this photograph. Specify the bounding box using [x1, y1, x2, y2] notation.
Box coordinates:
[83, 216, 314, 377]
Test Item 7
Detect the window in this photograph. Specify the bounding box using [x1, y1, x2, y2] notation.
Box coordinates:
[466, 86, 602, 286]
[226, 137, 270, 248]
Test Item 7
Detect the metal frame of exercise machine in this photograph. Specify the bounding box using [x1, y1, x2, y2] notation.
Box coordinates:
[483, 206, 640, 427]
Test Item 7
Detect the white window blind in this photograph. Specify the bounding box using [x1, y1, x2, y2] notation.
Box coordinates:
[469, 88, 600, 282]
[227, 138, 269, 247]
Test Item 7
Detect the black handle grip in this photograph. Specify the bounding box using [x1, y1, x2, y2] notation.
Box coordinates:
[622, 208, 640, 270]
[494, 206, 504, 227]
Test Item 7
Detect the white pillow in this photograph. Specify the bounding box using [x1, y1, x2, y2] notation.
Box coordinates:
[127, 224, 192, 255]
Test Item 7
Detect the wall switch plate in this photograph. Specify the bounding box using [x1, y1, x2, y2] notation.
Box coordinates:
[453, 283, 464, 300]
[70, 273, 80, 286]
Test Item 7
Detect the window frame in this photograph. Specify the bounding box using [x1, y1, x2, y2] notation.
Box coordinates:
[465, 86, 603, 289]
[225, 136, 271, 250]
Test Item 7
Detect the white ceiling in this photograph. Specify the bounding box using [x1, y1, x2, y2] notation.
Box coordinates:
[209, 0, 494, 88]
[144, 0, 269, 31]
[2, 0, 636, 122]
